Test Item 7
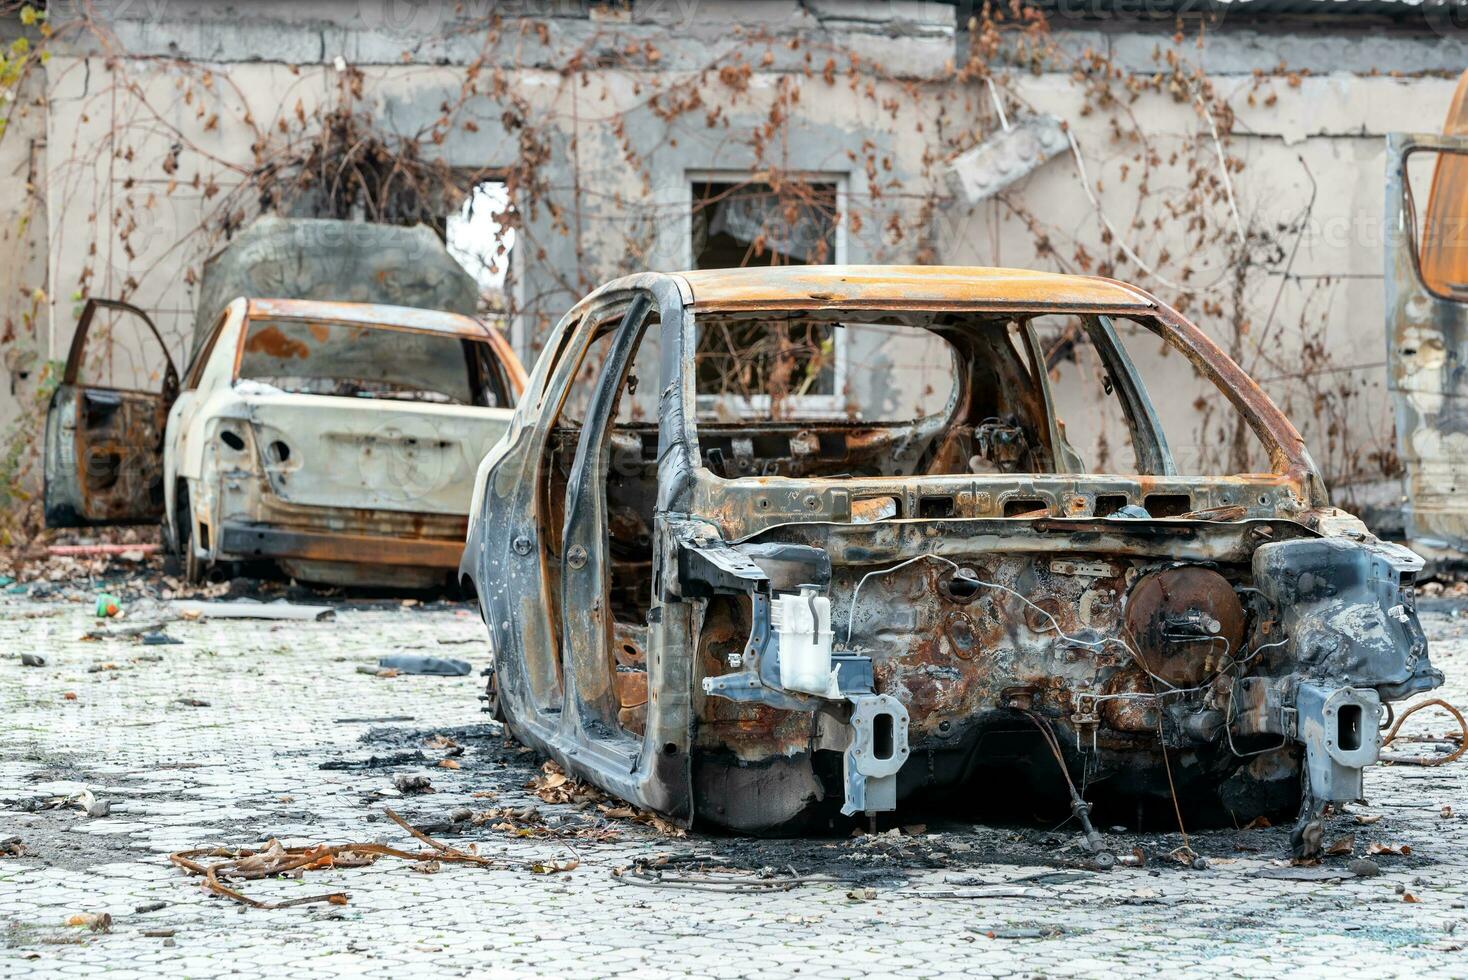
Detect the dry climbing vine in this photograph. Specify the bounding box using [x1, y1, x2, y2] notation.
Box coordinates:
[0, 1, 1385, 536]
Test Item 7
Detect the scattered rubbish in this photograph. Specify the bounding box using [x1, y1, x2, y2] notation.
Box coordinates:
[847, 887, 877, 901]
[49, 544, 160, 557]
[64, 913, 112, 932]
[335, 716, 415, 724]
[612, 854, 844, 893]
[142, 929, 175, 938]
[17, 790, 110, 818]
[530, 858, 580, 875]
[142, 632, 182, 646]
[1366, 842, 1413, 856]
[320, 751, 428, 771]
[75, 790, 111, 818]
[168, 599, 335, 622]
[95, 593, 121, 618]
[1381, 698, 1467, 767]
[394, 774, 434, 795]
[1, 836, 26, 857]
[19, 653, 44, 667]
[175, 698, 210, 708]
[169, 808, 568, 910]
[438, 759, 460, 770]
[356, 665, 401, 678]
[1255, 866, 1343, 881]
[87, 662, 121, 674]
[1354, 813, 1383, 825]
[1117, 849, 1146, 868]
[377, 654, 472, 677]
[1326, 834, 1356, 856]
[83, 621, 172, 642]
[1348, 858, 1381, 877]
[133, 901, 167, 914]
[911, 886, 1052, 900]
[975, 926, 1066, 940]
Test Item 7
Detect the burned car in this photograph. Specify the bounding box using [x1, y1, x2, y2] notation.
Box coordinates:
[461, 266, 1440, 854]
[47, 297, 525, 588]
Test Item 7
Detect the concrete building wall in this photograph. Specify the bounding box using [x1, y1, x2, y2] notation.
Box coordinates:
[5, 0, 1465, 521]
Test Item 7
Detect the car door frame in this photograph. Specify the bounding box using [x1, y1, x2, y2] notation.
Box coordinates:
[44, 298, 179, 527]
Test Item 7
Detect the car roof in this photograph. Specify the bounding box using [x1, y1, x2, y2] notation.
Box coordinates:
[244, 298, 491, 339]
[675, 265, 1159, 313]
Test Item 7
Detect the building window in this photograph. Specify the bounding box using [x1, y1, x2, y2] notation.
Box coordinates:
[689, 177, 845, 412]
[446, 180, 516, 304]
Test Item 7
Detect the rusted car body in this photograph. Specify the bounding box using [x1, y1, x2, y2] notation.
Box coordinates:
[47, 297, 526, 588]
[1386, 70, 1468, 562]
[462, 265, 1439, 853]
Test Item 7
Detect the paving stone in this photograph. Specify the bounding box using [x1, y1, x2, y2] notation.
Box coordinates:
[2, 595, 1467, 976]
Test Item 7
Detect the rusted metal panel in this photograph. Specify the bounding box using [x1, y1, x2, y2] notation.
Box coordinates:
[679, 265, 1158, 313]
[218, 522, 466, 568]
[464, 265, 1438, 856]
[44, 299, 178, 528]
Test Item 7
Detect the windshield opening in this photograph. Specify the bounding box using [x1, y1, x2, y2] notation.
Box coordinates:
[236, 318, 507, 407]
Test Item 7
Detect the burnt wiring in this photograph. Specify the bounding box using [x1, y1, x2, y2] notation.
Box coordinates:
[1021, 710, 1114, 868]
[1380, 698, 1468, 767]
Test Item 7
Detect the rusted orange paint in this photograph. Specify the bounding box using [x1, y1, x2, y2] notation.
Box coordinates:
[680, 265, 1157, 312]
[1419, 71, 1468, 299]
[242, 323, 311, 359]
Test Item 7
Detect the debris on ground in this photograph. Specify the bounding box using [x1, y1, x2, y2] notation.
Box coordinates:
[1348, 858, 1381, 877]
[82, 621, 174, 642]
[94, 593, 121, 618]
[19, 653, 44, 667]
[168, 598, 335, 622]
[49, 544, 160, 558]
[612, 853, 846, 892]
[394, 773, 434, 794]
[1380, 698, 1468, 767]
[16, 789, 112, 818]
[377, 654, 472, 676]
[63, 913, 112, 932]
[1, 836, 26, 857]
[169, 808, 575, 909]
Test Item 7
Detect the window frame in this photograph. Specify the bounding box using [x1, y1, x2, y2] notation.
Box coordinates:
[684, 170, 850, 418]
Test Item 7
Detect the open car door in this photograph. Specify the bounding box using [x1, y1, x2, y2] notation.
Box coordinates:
[44, 299, 179, 527]
[1386, 69, 1468, 560]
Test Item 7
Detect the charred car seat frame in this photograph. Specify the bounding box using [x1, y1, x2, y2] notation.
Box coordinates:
[461, 267, 1440, 855]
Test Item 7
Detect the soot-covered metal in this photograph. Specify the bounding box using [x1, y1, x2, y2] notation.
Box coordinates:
[461, 266, 1441, 857]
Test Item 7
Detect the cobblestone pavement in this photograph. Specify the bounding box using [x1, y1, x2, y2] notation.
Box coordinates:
[2, 588, 1467, 979]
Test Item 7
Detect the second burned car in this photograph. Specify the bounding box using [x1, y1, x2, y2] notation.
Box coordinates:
[46, 297, 525, 588]
[460, 266, 1440, 855]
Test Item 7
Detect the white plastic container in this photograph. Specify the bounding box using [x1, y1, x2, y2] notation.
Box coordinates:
[772, 586, 837, 697]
